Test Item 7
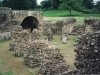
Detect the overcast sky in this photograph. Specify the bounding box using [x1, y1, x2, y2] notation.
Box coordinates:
[94, 0, 100, 2]
[37, 0, 43, 5]
[37, 0, 100, 5]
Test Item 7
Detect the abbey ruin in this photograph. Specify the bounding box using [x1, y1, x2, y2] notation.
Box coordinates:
[1, 7, 100, 75]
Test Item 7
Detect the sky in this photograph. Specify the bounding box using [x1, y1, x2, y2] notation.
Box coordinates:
[94, 0, 100, 3]
[37, 0, 100, 5]
[37, 0, 43, 5]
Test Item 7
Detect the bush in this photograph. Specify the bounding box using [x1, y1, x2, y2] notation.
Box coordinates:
[91, 8, 100, 13]
[81, 8, 100, 14]
[82, 9, 92, 14]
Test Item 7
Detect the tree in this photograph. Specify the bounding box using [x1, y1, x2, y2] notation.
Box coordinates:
[40, 0, 51, 9]
[2, 0, 9, 7]
[51, 0, 60, 10]
[0, 1, 1, 7]
[59, 0, 83, 10]
[59, 0, 78, 16]
[95, 1, 100, 11]
[2, 0, 37, 10]
[82, 0, 94, 9]
[30, 0, 37, 9]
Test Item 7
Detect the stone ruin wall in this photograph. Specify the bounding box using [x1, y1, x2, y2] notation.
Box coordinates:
[72, 17, 100, 35]
[42, 17, 76, 35]
[84, 17, 100, 33]
[0, 7, 43, 31]
[2, 7, 100, 74]
[73, 17, 100, 74]
[0, 7, 43, 25]
[0, 7, 43, 41]
[9, 26, 71, 75]
[42, 17, 76, 44]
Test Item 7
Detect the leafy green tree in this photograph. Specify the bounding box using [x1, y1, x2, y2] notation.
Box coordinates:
[40, 0, 51, 9]
[59, 0, 78, 16]
[2, 0, 9, 7]
[82, 0, 94, 9]
[0, 0, 2, 7]
[59, 0, 83, 10]
[2, 0, 37, 10]
[95, 1, 100, 11]
[51, 0, 60, 10]
[0, 1, 1, 7]
[30, 0, 37, 9]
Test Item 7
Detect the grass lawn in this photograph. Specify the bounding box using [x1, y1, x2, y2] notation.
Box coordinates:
[43, 10, 100, 17]
[0, 35, 76, 75]
[43, 17, 85, 23]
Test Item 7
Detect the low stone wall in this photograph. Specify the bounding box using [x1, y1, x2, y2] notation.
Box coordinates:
[39, 45, 71, 75]
[72, 23, 85, 35]
[9, 25, 71, 75]
[42, 17, 76, 35]
[9, 26, 31, 56]
[56, 17, 76, 35]
[74, 32, 100, 74]
[0, 19, 21, 33]
[84, 17, 100, 33]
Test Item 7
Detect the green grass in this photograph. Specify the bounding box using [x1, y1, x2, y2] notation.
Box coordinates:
[0, 35, 76, 74]
[43, 17, 85, 23]
[43, 10, 100, 17]
[48, 35, 76, 70]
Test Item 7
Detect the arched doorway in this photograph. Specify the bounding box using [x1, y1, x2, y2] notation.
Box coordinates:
[21, 16, 39, 32]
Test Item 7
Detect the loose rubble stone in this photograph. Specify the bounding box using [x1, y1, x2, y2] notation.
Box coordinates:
[72, 23, 85, 35]
[74, 31, 100, 74]
[39, 45, 71, 75]
[56, 17, 76, 35]
[43, 20, 57, 35]
[9, 24, 71, 75]
[0, 19, 21, 33]
[31, 29, 40, 41]
[72, 17, 100, 35]
[84, 17, 100, 33]
[24, 40, 48, 67]
[43, 18, 76, 35]
[9, 26, 31, 56]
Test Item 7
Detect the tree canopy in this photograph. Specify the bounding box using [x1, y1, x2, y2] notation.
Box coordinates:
[2, 0, 37, 10]
[82, 0, 94, 9]
[40, 0, 51, 9]
[95, 1, 100, 11]
[1, 0, 100, 13]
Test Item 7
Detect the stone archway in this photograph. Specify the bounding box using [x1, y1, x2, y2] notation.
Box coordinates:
[21, 16, 39, 33]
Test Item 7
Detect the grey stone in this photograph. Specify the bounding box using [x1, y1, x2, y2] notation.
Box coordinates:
[62, 25, 68, 44]
[74, 32, 100, 74]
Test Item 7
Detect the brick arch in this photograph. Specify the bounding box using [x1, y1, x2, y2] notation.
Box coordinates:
[21, 16, 39, 32]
